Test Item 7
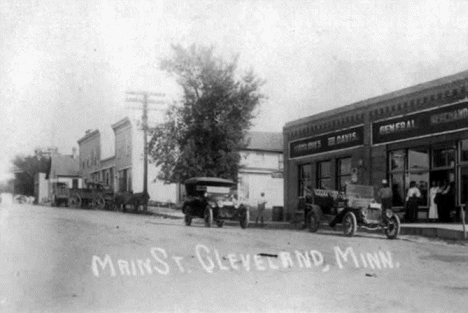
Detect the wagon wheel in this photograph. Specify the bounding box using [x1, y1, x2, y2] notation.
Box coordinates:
[385, 214, 401, 239]
[204, 206, 213, 227]
[91, 196, 105, 210]
[307, 211, 320, 233]
[184, 205, 193, 226]
[68, 195, 82, 208]
[343, 212, 357, 237]
[240, 208, 250, 229]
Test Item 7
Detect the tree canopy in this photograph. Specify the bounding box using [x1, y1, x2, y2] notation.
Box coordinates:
[11, 152, 50, 196]
[149, 44, 265, 183]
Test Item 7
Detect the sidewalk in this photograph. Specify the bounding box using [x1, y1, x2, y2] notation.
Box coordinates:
[147, 206, 468, 241]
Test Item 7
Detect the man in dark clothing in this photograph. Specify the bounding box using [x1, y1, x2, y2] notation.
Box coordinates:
[378, 179, 393, 222]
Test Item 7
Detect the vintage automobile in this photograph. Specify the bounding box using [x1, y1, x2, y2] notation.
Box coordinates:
[181, 177, 249, 228]
[301, 184, 401, 239]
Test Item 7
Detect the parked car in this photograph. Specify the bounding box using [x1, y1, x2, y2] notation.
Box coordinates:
[302, 185, 400, 239]
[182, 177, 249, 228]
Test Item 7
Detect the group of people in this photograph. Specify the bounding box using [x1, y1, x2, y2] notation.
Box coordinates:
[428, 180, 456, 223]
[380, 179, 455, 223]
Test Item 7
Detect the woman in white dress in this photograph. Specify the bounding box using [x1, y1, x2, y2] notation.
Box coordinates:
[428, 181, 440, 221]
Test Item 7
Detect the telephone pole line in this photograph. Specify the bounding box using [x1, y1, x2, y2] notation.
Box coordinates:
[125, 91, 166, 197]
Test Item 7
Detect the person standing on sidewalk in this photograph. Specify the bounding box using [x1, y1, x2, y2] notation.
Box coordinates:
[405, 181, 421, 223]
[429, 181, 440, 222]
[256, 192, 267, 227]
[378, 179, 393, 221]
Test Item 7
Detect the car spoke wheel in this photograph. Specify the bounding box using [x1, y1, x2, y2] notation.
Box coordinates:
[68, 195, 82, 208]
[385, 215, 400, 239]
[184, 205, 192, 226]
[240, 209, 250, 229]
[204, 206, 213, 227]
[343, 212, 357, 237]
[308, 212, 320, 233]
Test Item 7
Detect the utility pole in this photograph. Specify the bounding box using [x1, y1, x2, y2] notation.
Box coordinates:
[125, 91, 166, 201]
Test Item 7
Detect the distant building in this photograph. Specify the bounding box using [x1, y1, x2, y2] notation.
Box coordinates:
[111, 117, 178, 202]
[47, 154, 82, 201]
[238, 131, 284, 209]
[34, 173, 49, 204]
[77, 129, 101, 183]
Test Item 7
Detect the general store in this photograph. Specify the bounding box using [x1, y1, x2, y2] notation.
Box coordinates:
[283, 70, 468, 222]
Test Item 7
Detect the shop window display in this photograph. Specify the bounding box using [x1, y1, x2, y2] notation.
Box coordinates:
[317, 161, 332, 190]
[337, 157, 352, 191]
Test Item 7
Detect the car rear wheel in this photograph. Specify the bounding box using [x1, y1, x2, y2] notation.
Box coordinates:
[385, 215, 400, 239]
[343, 212, 357, 237]
[240, 209, 250, 229]
[204, 206, 213, 227]
[184, 205, 193, 226]
[307, 212, 320, 233]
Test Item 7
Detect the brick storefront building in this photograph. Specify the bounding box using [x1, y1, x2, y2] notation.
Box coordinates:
[283, 70, 468, 222]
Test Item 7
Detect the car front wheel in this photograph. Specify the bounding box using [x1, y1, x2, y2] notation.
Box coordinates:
[184, 205, 193, 226]
[343, 212, 357, 237]
[385, 215, 400, 239]
[240, 209, 250, 229]
[204, 206, 213, 227]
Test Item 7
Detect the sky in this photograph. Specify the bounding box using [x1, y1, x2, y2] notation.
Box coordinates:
[2, 0, 468, 181]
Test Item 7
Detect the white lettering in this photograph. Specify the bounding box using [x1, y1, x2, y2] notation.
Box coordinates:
[118, 259, 131, 276]
[295, 250, 312, 268]
[279, 252, 294, 268]
[195, 244, 215, 273]
[240, 254, 251, 271]
[92, 254, 116, 277]
[227, 254, 239, 270]
[366, 252, 381, 269]
[214, 250, 229, 271]
[137, 259, 153, 275]
[254, 255, 266, 271]
[310, 250, 324, 266]
[150, 247, 170, 275]
[379, 251, 394, 269]
[334, 246, 359, 269]
[172, 256, 185, 273]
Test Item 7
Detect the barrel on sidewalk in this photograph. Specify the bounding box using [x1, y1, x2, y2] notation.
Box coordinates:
[272, 206, 284, 222]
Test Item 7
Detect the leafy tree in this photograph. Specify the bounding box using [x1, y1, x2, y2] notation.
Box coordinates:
[11, 153, 50, 196]
[149, 44, 265, 183]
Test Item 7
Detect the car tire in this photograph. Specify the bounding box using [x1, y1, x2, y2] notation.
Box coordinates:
[240, 208, 250, 229]
[204, 206, 213, 227]
[343, 212, 357, 237]
[307, 212, 320, 233]
[216, 220, 224, 228]
[184, 205, 192, 226]
[385, 215, 400, 239]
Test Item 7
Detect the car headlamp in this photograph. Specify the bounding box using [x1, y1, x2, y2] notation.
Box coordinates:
[217, 200, 223, 207]
[385, 209, 394, 218]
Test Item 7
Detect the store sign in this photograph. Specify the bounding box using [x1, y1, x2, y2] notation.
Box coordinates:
[289, 126, 364, 158]
[372, 100, 468, 145]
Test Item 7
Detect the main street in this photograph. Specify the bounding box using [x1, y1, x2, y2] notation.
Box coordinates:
[1, 203, 467, 313]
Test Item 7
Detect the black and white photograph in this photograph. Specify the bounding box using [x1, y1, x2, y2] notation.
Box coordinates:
[1, 1, 468, 312]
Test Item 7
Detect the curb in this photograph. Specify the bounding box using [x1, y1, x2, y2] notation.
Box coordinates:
[149, 210, 467, 241]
